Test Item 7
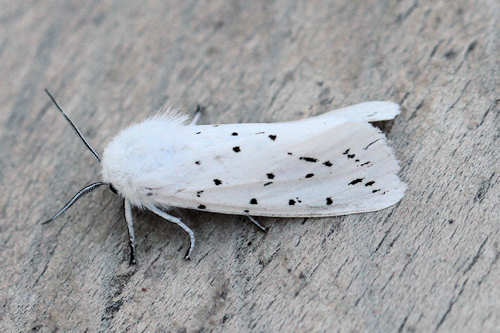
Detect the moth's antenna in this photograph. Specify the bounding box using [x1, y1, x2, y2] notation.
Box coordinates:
[44, 89, 101, 162]
[42, 182, 107, 224]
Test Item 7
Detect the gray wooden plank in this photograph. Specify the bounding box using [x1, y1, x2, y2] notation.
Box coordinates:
[0, 0, 498, 332]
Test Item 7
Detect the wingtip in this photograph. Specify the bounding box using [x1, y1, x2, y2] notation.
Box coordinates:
[325, 101, 401, 122]
[364, 101, 401, 120]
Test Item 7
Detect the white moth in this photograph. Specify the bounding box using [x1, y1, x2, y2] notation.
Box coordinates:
[43, 89, 406, 264]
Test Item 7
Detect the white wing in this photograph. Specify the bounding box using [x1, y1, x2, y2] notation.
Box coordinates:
[136, 102, 406, 217]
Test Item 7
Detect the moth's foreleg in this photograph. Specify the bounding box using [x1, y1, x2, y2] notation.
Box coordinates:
[124, 199, 137, 265]
[246, 215, 268, 233]
[147, 205, 195, 260]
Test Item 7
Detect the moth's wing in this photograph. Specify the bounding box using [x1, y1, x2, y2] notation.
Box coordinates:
[142, 102, 406, 217]
[318, 101, 401, 122]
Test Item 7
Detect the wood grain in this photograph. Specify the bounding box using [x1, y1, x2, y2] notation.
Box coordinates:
[1, 1, 498, 332]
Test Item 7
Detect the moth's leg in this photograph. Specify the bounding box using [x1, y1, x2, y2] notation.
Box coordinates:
[190, 105, 203, 125]
[147, 205, 195, 260]
[124, 199, 137, 265]
[246, 215, 268, 233]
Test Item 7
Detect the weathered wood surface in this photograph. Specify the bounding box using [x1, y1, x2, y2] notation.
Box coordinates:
[1, 1, 498, 332]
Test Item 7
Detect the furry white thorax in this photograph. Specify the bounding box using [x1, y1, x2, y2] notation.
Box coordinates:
[101, 112, 188, 207]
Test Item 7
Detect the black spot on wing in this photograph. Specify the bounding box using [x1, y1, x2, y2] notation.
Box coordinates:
[196, 190, 204, 197]
[305, 173, 314, 178]
[214, 179, 222, 185]
[326, 197, 333, 205]
[266, 173, 275, 179]
[264, 182, 273, 186]
[365, 181, 375, 186]
[343, 149, 356, 158]
[195, 161, 201, 165]
[195, 131, 201, 135]
[323, 161, 332, 167]
[372, 189, 381, 193]
[268, 134, 277, 141]
[287, 152, 293, 155]
[231, 132, 238, 136]
[250, 198, 258, 205]
[299, 156, 318, 163]
[232, 146, 241, 152]
[244, 209, 250, 213]
[288, 199, 296, 205]
[198, 204, 206, 209]
[348, 178, 363, 185]
[361, 161, 371, 166]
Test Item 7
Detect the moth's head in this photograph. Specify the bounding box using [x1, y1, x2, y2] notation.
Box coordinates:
[99, 122, 153, 204]
[42, 89, 121, 225]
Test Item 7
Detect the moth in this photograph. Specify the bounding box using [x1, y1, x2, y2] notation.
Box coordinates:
[42, 89, 406, 264]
